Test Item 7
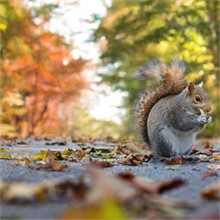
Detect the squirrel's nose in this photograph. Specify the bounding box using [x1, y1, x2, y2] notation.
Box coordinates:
[203, 105, 211, 113]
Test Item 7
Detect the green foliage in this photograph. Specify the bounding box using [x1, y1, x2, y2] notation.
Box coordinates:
[93, 0, 219, 137]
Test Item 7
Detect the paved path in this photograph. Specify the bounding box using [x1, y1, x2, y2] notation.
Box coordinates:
[0, 139, 219, 219]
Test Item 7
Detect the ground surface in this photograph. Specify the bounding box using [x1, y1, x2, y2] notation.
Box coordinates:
[0, 138, 219, 219]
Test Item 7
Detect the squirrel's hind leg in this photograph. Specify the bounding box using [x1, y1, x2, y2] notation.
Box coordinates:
[151, 130, 176, 157]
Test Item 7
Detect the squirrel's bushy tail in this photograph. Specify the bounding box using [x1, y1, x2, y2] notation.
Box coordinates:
[135, 59, 186, 145]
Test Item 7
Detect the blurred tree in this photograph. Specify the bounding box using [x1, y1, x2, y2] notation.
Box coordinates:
[66, 104, 123, 139]
[0, 0, 88, 137]
[93, 0, 219, 137]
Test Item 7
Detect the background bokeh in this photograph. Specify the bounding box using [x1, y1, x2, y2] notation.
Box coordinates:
[0, 0, 219, 138]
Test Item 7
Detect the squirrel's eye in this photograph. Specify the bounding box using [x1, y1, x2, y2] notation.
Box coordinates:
[194, 95, 201, 102]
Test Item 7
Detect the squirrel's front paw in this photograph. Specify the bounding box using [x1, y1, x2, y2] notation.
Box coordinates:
[206, 115, 212, 124]
[199, 115, 212, 124]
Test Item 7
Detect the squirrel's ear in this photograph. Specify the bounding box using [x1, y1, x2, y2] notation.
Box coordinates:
[199, 81, 203, 87]
[187, 82, 195, 95]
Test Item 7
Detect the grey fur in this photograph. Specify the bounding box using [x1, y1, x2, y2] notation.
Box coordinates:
[134, 58, 185, 80]
[147, 88, 212, 157]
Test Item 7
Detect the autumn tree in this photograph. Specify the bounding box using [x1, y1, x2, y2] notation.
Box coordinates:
[0, 0, 88, 137]
[93, 0, 219, 137]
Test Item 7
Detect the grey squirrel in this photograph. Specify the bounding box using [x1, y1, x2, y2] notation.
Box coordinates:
[135, 59, 212, 157]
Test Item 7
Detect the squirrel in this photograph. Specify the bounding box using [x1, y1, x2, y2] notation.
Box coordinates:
[135, 59, 212, 157]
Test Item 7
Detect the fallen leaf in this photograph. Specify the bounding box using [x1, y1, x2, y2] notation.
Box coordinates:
[87, 168, 138, 203]
[130, 175, 185, 194]
[42, 150, 69, 171]
[165, 165, 180, 170]
[11, 153, 23, 160]
[16, 141, 29, 146]
[199, 155, 211, 162]
[0, 181, 48, 203]
[0, 148, 9, 152]
[190, 146, 215, 156]
[202, 172, 218, 179]
[59, 197, 127, 220]
[75, 148, 86, 160]
[89, 158, 114, 168]
[68, 158, 77, 162]
[55, 180, 87, 200]
[31, 150, 64, 161]
[61, 148, 75, 160]
[9, 158, 32, 167]
[207, 164, 220, 171]
[0, 154, 11, 159]
[31, 150, 49, 161]
[201, 150, 213, 156]
[117, 170, 135, 180]
[83, 146, 112, 154]
[32, 150, 69, 171]
[120, 153, 142, 166]
[46, 141, 67, 146]
[53, 151, 64, 160]
[202, 140, 214, 149]
[23, 152, 32, 160]
[163, 156, 185, 165]
[139, 153, 153, 162]
[190, 146, 198, 155]
[201, 181, 220, 200]
[212, 154, 220, 161]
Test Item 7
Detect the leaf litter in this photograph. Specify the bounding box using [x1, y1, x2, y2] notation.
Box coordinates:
[9, 150, 69, 171]
[0, 168, 192, 219]
[0, 138, 220, 219]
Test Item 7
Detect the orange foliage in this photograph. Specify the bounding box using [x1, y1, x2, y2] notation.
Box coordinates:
[0, 1, 88, 137]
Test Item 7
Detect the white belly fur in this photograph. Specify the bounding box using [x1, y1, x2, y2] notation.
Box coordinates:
[162, 127, 196, 155]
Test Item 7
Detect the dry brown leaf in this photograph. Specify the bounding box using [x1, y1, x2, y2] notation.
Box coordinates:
[201, 181, 220, 200]
[87, 168, 138, 203]
[44, 150, 69, 171]
[75, 149, 86, 160]
[190, 146, 199, 155]
[89, 158, 114, 168]
[33, 150, 69, 171]
[16, 141, 29, 146]
[201, 150, 213, 156]
[55, 180, 87, 200]
[120, 153, 142, 166]
[201, 140, 214, 149]
[202, 172, 218, 179]
[119, 145, 132, 155]
[163, 156, 185, 165]
[139, 153, 153, 162]
[117, 170, 135, 180]
[129, 175, 185, 194]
